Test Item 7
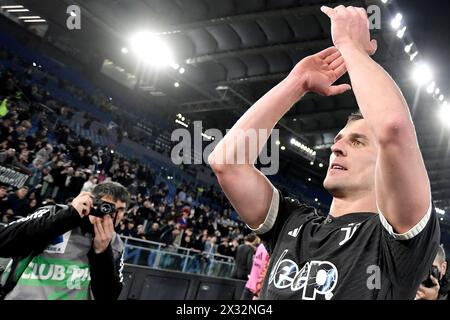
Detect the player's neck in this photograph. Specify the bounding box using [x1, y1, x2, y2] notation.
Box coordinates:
[329, 194, 378, 218]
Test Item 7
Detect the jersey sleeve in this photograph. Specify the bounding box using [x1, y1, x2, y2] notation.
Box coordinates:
[379, 202, 440, 299]
[246, 187, 311, 253]
[0, 205, 82, 258]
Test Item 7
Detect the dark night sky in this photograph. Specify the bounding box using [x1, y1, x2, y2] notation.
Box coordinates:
[396, 0, 450, 95]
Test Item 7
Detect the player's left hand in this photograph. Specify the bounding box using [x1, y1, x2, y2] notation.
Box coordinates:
[321, 5, 377, 56]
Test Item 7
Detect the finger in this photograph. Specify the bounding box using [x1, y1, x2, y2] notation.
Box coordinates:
[93, 219, 101, 236]
[326, 84, 352, 96]
[329, 56, 345, 70]
[347, 6, 359, 17]
[103, 214, 114, 232]
[95, 218, 105, 236]
[84, 196, 93, 208]
[318, 46, 338, 59]
[357, 7, 369, 23]
[431, 275, 439, 285]
[324, 50, 342, 64]
[334, 5, 346, 14]
[320, 6, 336, 18]
[334, 62, 348, 79]
[370, 39, 378, 55]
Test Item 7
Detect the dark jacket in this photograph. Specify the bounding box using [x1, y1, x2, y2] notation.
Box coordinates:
[232, 244, 256, 280]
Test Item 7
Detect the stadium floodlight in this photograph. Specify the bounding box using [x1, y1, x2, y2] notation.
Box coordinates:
[7, 8, 29, 12]
[426, 81, 436, 94]
[435, 88, 441, 95]
[121, 47, 128, 54]
[404, 43, 413, 54]
[396, 26, 407, 39]
[174, 82, 180, 88]
[1, 5, 24, 9]
[409, 51, 418, 61]
[413, 63, 432, 86]
[178, 67, 185, 74]
[439, 94, 444, 102]
[18, 16, 40, 19]
[380, 0, 389, 4]
[281, 146, 286, 151]
[275, 140, 280, 146]
[23, 19, 46, 23]
[130, 31, 174, 67]
[391, 13, 403, 29]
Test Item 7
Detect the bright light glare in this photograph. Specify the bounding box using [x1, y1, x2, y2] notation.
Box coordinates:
[18, 16, 40, 19]
[396, 26, 406, 38]
[426, 82, 436, 94]
[121, 47, 128, 54]
[413, 64, 432, 86]
[439, 106, 450, 128]
[1, 5, 24, 9]
[391, 13, 403, 29]
[130, 32, 174, 67]
[23, 19, 46, 23]
[404, 43, 413, 53]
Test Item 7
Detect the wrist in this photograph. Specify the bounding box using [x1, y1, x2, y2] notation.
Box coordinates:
[338, 43, 369, 58]
[283, 73, 308, 102]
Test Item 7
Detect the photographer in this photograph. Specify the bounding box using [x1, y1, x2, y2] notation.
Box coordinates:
[416, 245, 448, 300]
[0, 181, 129, 300]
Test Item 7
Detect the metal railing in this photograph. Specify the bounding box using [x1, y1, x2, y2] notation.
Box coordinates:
[119, 235, 236, 279]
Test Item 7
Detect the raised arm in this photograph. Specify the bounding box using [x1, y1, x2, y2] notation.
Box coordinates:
[208, 47, 350, 229]
[322, 5, 431, 233]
